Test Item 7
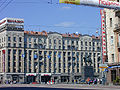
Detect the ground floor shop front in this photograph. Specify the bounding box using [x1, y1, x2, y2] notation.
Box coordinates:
[0, 73, 82, 84]
[106, 64, 120, 85]
[0, 72, 100, 84]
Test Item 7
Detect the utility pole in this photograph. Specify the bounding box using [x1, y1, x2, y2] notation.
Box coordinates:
[96, 29, 105, 85]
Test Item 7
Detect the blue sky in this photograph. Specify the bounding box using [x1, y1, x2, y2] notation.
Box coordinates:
[0, 0, 102, 35]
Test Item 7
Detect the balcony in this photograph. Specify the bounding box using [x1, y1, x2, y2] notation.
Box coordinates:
[114, 24, 120, 32]
[117, 42, 120, 48]
[115, 10, 120, 18]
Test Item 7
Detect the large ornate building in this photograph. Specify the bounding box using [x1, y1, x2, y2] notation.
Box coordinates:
[0, 18, 101, 84]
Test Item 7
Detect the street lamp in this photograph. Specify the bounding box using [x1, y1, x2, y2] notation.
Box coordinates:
[34, 43, 41, 84]
[96, 29, 105, 85]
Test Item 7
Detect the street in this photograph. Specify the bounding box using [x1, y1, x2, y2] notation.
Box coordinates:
[0, 84, 120, 90]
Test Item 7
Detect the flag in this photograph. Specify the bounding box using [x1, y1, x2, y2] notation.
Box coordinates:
[48, 55, 51, 59]
[58, 54, 61, 58]
[34, 54, 37, 59]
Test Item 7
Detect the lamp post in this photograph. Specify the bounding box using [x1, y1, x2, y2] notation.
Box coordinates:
[35, 39, 43, 84]
[96, 30, 105, 85]
[35, 43, 40, 84]
[71, 46, 74, 84]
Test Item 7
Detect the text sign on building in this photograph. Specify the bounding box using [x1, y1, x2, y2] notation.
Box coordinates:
[0, 18, 24, 26]
[100, 9, 107, 63]
[59, 0, 120, 10]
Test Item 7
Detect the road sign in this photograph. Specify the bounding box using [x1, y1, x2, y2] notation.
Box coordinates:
[99, 64, 108, 68]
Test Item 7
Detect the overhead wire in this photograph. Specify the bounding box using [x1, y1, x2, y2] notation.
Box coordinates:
[0, 0, 8, 8]
[0, 0, 14, 13]
[0, 0, 100, 34]
[0, 0, 59, 5]
[24, 24, 100, 30]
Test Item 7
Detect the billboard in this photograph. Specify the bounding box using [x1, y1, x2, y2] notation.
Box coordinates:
[0, 18, 24, 27]
[59, 0, 120, 10]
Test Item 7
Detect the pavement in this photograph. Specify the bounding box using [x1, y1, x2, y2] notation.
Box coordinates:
[0, 84, 120, 90]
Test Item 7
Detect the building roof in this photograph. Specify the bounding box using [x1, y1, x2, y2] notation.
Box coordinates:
[24, 31, 47, 36]
[24, 30, 100, 39]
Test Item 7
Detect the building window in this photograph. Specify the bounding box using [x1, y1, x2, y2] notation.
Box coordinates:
[67, 40, 69, 44]
[54, 40, 56, 44]
[24, 44, 27, 48]
[59, 40, 61, 44]
[63, 40, 65, 45]
[81, 47, 83, 50]
[97, 42, 99, 46]
[111, 36, 113, 45]
[49, 39, 51, 44]
[4, 37, 5, 42]
[13, 37, 16, 42]
[97, 47, 100, 51]
[8, 43, 11, 47]
[67, 45, 71, 50]
[49, 45, 51, 49]
[93, 42, 95, 46]
[89, 47, 91, 50]
[13, 50, 16, 54]
[81, 41, 83, 46]
[29, 38, 31, 43]
[8, 49, 11, 54]
[34, 38, 36, 43]
[59, 46, 61, 49]
[19, 37, 22, 42]
[39, 39, 42, 43]
[44, 39, 46, 44]
[8, 37, 11, 41]
[14, 43, 16, 47]
[29, 44, 31, 48]
[24, 38, 27, 42]
[112, 54, 114, 63]
[85, 42, 87, 46]
[72, 41, 74, 44]
[89, 42, 91, 46]
[110, 18, 112, 27]
[19, 43, 22, 47]
[54, 45, 56, 49]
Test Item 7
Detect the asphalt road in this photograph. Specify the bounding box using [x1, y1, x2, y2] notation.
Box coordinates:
[0, 87, 95, 90]
[0, 84, 120, 90]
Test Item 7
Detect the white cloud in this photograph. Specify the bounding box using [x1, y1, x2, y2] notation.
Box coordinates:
[62, 6, 71, 9]
[55, 22, 75, 27]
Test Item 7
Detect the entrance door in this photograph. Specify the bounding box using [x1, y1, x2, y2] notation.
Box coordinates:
[41, 76, 51, 84]
[26, 76, 35, 84]
[12, 75, 19, 83]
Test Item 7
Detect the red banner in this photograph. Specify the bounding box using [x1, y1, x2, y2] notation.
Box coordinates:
[100, 9, 107, 63]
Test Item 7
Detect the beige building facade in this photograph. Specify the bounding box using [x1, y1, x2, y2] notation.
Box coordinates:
[0, 18, 101, 84]
[102, 0, 120, 84]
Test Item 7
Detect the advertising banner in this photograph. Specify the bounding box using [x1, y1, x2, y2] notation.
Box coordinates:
[59, 0, 120, 10]
[100, 9, 107, 63]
